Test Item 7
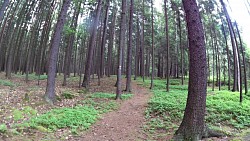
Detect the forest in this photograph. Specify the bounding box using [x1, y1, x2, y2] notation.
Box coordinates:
[0, 0, 250, 140]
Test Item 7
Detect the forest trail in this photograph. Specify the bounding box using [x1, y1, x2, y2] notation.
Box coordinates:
[80, 81, 151, 141]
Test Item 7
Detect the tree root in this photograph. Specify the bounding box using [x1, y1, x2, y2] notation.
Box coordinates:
[202, 125, 225, 139]
[173, 125, 226, 141]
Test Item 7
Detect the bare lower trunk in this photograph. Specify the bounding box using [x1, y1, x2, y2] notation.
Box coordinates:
[174, 0, 208, 140]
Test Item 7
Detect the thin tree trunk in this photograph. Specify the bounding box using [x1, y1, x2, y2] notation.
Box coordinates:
[235, 22, 248, 94]
[232, 23, 242, 102]
[82, 0, 103, 88]
[150, 0, 154, 89]
[100, 0, 110, 78]
[164, 0, 170, 92]
[220, 0, 239, 92]
[177, 9, 184, 85]
[134, 15, 140, 80]
[44, 0, 71, 104]
[107, 6, 117, 77]
[221, 20, 231, 90]
[125, 0, 133, 92]
[141, 0, 145, 82]
[116, 0, 127, 100]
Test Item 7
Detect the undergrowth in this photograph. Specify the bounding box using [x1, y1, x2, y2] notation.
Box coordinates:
[14, 73, 47, 80]
[90, 92, 133, 100]
[12, 92, 133, 135]
[137, 78, 250, 139]
[0, 79, 16, 87]
[19, 106, 98, 133]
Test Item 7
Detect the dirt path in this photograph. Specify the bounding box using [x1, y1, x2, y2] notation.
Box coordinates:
[79, 81, 151, 141]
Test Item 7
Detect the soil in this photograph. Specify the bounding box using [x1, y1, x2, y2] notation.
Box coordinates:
[78, 81, 151, 141]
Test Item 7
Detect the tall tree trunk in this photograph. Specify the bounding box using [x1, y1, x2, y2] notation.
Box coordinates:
[235, 22, 248, 94]
[125, 0, 133, 92]
[140, 0, 145, 82]
[100, 0, 110, 78]
[221, 20, 231, 90]
[150, 0, 154, 89]
[174, 0, 207, 139]
[212, 30, 215, 91]
[205, 32, 210, 86]
[232, 23, 242, 102]
[116, 0, 127, 100]
[44, 0, 71, 104]
[164, 0, 170, 92]
[107, 6, 117, 77]
[220, 0, 239, 92]
[62, 4, 81, 86]
[134, 15, 140, 80]
[82, 0, 103, 88]
[177, 9, 184, 85]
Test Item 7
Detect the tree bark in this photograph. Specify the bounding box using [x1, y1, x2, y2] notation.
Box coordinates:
[221, 19, 231, 90]
[220, 0, 239, 92]
[116, 0, 127, 100]
[125, 0, 133, 92]
[100, 0, 110, 78]
[62, 3, 81, 86]
[150, 0, 154, 89]
[82, 0, 103, 88]
[174, 0, 207, 140]
[140, 0, 145, 82]
[164, 0, 170, 92]
[235, 22, 248, 94]
[107, 6, 117, 77]
[44, 0, 71, 104]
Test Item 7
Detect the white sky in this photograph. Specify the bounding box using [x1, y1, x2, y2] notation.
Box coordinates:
[226, 0, 250, 48]
[154, 0, 250, 48]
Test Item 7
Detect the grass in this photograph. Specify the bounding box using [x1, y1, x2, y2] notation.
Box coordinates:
[21, 106, 98, 133]
[137, 78, 250, 139]
[14, 73, 47, 80]
[0, 79, 16, 87]
[13, 92, 133, 134]
[12, 106, 38, 121]
[90, 92, 133, 100]
[206, 90, 250, 129]
[0, 124, 7, 133]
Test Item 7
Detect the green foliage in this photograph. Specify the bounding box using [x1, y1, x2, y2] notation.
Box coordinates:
[21, 106, 98, 132]
[206, 91, 250, 129]
[23, 106, 37, 116]
[0, 79, 15, 87]
[14, 92, 125, 133]
[12, 106, 37, 121]
[139, 78, 250, 138]
[13, 110, 23, 121]
[63, 25, 76, 36]
[82, 99, 119, 114]
[14, 73, 47, 80]
[0, 124, 7, 133]
[90, 92, 133, 100]
[61, 91, 78, 99]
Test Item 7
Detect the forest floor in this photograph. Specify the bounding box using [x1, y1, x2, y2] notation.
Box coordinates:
[79, 79, 151, 141]
[0, 73, 250, 141]
[0, 73, 152, 141]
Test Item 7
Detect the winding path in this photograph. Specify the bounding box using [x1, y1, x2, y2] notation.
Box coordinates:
[80, 81, 151, 141]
